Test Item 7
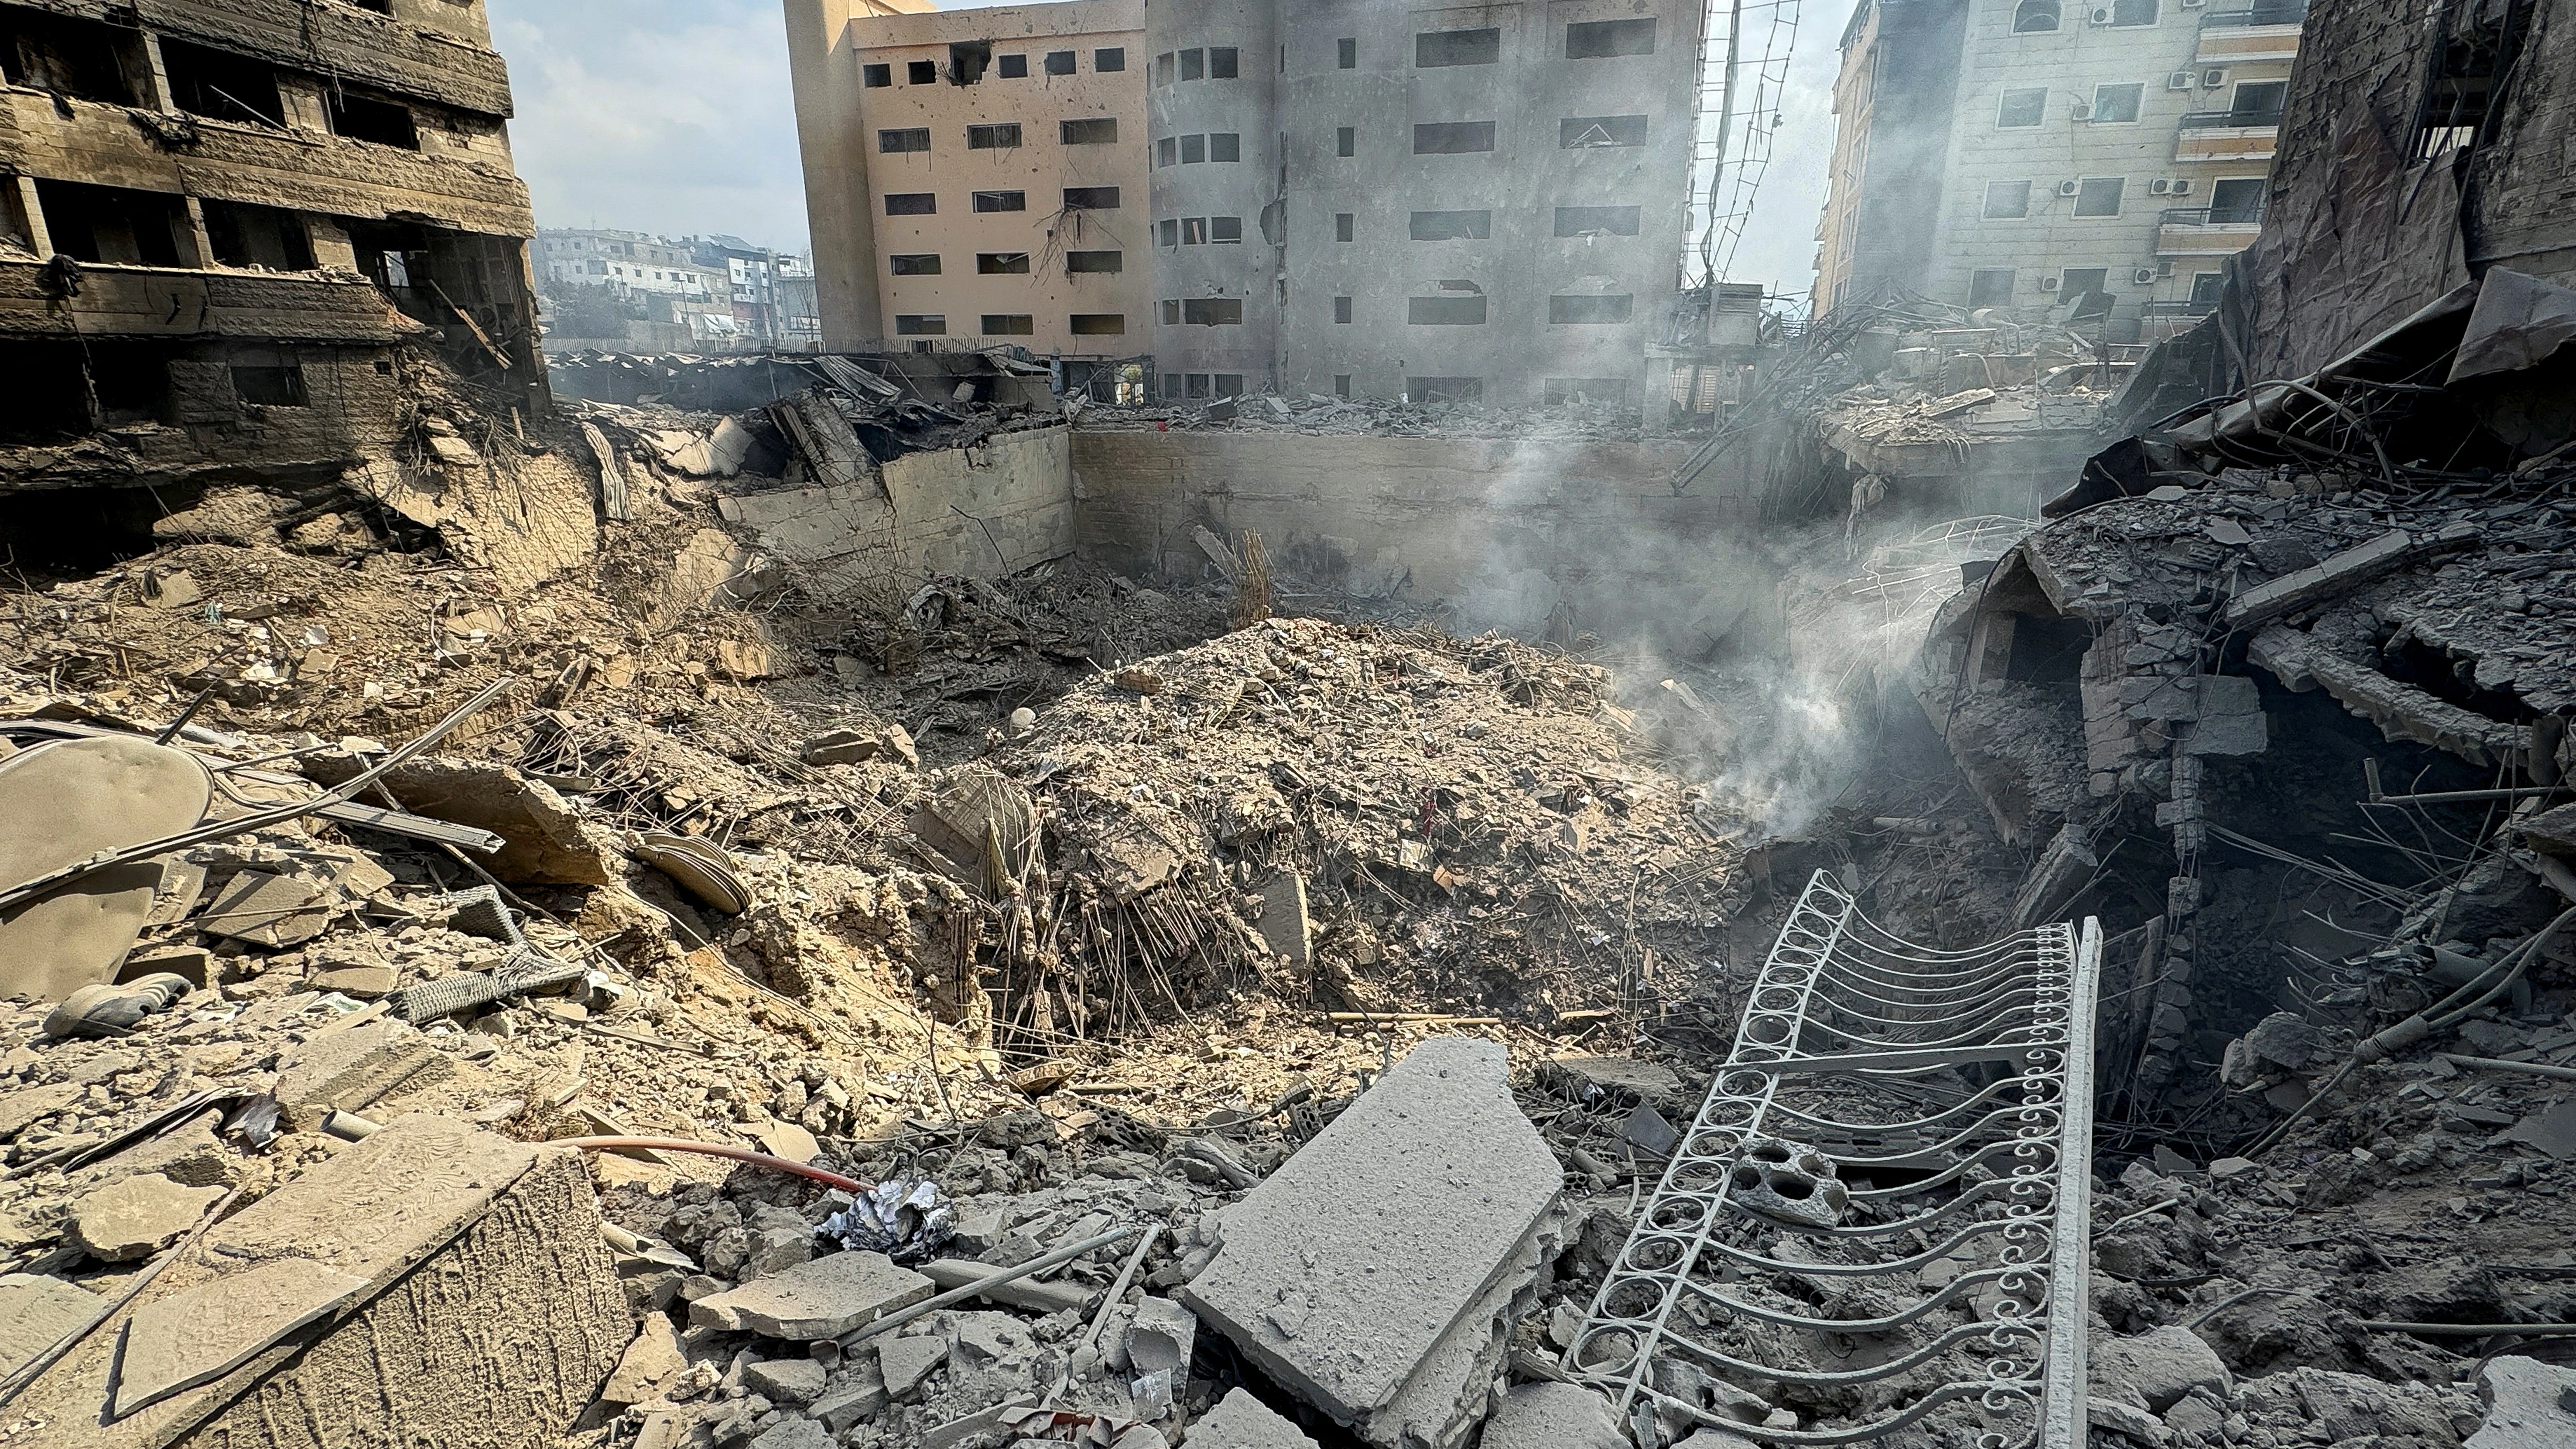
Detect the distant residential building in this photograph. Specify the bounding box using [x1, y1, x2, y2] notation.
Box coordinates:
[1816, 0, 2304, 340]
[1146, 0, 1708, 407]
[784, 0, 1152, 366]
[538, 229, 725, 306]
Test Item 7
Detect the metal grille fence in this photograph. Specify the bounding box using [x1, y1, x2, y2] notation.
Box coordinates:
[1566, 871, 2102, 1447]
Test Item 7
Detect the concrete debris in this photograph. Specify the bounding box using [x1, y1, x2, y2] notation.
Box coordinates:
[2467, 1356, 2576, 1449]
[688, 1250, 935, 1339]
[1188, 1387, 1321, 1447]
[66, 1173, 226, 1262]
[1182, 1038, 1562, 1449]
[1480, 1382, 1625, 1449]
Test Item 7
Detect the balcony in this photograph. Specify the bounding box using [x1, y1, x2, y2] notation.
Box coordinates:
[2175, 111, 2281, 162]
[2, 91, 533, 237]
[0, 259, 420, 344]
[2196, 2, 2304, 61]
[2154, 205, 2265, 255]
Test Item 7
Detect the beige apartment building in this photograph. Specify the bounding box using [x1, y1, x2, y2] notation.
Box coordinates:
[1816, 0, 2302, 339]
[786, 0, 1150, 362]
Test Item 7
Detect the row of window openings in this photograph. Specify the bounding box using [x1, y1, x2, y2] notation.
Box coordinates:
[887, 251, 1123, 274]
[1981, 176, 2265, 219]
[0, 15, 470, 148]
[1996, 80, 2286, 127]
[1965, 268, 2226, 308]
[1337, 20, 1658, 72]
[883, 186, 1120, 216]
[881, 119, 1117, 152]
[893, 314, 1129, 336]
[1155, 133, 1244, 166]
[1151, 47, 1241, 85]
[1325, 117, 1654, 158]
[1148, 294, 1635, 327]
[862, 47, 1120, 88]
[1324, 207, 1643, 242]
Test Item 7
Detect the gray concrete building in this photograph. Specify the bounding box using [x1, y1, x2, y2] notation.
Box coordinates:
[1145, 0, 1707, 407]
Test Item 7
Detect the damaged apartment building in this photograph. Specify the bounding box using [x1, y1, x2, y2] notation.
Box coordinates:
[789, 0, 1707, 408]
[0, 0, 543, 522]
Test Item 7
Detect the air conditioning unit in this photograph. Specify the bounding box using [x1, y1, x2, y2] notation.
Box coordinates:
[2056, 179, 2082, 197]
[2134, 267, 2160, 285]
[2149, 177, 2173, 194]
[2203, 67, 2228, 86]
[2167, 177, 2193, 195]
[2181, 0, 2206, 7]
[2090, 6, 2115, 21]
[2167, 71, 2197, 90]
[2039, 275, 2063, 291]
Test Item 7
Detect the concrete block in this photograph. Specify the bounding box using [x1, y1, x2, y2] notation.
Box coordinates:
[688, 1250, 935, 1339]
[745, 1357, 827, 1405]
[875, 1332, 948, 1401]
[2468, 1355, 2576, 1448]
[600, 1316, 689, 1409]
[0, 1273, 99, 1376]
[1125, 1295, 1196, 1375]
[1180, 1037, 1562, 1449]
[273, 1020, 454, 1131]
[810, 1354, 888, 1429]
[15, 1114, 629, 1449]
[2183, 675, 2268, 757]
[1542, 1056, 1686, 1112]
[1190, 1387, 1320, 1447]
[1256, 871, 1312, 969]
[2090, 1326, 2230, 1412]
[1480, 1382, 1625, 1449]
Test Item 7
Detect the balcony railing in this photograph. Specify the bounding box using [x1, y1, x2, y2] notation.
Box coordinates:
[2178, 109, 2284, 129]
[2141, 299, 2219, 317]
[2198, 1, 2307, 25]
[2159, 205, 2265, 226]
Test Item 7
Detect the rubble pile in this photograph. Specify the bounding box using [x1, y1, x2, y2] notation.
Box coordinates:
[1079, 390, 1647, 441]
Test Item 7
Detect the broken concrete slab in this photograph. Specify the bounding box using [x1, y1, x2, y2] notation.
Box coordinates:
[1480, 1382, 1625, 1449]
[2090, 1325, 2231, 1412]
[811, 1357, 889, 1431]
[2183, 675, 2268, 757]
[273, 1019, 456, 1131]
[1180, 1037, 1562, 1449]
[0, 1082, 83, 1140]
[1188, 1387, 1321, 1448]
[111, 1258, 372, 1415]
[69, 1173, 227, 1262]
[744, 1356, 828, 1405]
[299, 754, 622, 886]
[2224, 530, 2418, 630]
[688, 1249, 935, 1339]
[17, 1114, 629, 1449]
[200, 870, 334, 948]
[0, 1272, 99, 1376]
[876, 1331, 949, 1401]
[2468, 1355, 2576, 1449]
[0, 736, 214, 1003]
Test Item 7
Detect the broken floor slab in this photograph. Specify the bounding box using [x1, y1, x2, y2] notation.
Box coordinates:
[688, 1249, 935, 1339]
[2467, 1355, 2576, 1449]
[1181, 1036, 1562, 1449]
[15, 1113, 629, 1449]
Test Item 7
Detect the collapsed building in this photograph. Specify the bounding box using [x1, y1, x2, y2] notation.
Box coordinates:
[3, 0, 2576, 1447]
[0, 0, 545, 533]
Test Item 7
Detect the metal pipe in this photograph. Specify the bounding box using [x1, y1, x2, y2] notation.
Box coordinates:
[844, 1226, 1141, 1346]
[2353, 1321, 2576, 1337]
[1078, 1224, 1164, 1355]
[2432, 1052, 2576, 1083]
[549, 1136, 868, 1194]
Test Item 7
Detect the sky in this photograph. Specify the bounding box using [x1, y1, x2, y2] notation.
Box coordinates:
[485, 0, 1842, 302]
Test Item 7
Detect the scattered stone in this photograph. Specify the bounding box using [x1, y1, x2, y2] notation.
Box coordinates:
[2087, 1396, 2169, 1444]
[748, 1418, 832, 1449]
[688, 1250, 935, 1339]
[307, 964, 400, 999]
[875, 1332, 948, 1401]
[273, 1020, 456, 1131]
[69, 1173, 227, 1262]
[1544, 1056, 1688, 1112]
[601, 1315, 690, 1408]
[811, 1358, 889, 1431]
[1125, 1296, 1197, 1375]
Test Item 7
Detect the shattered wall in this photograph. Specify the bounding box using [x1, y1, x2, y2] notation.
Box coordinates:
[1069, 430, 1757, 633]
[718, 424, 1075, 590]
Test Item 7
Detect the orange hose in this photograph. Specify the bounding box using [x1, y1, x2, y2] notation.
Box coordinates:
[549, 1136, 870, 1194]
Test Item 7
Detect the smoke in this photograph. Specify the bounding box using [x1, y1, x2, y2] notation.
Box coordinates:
[1439, 443, 2028, 841]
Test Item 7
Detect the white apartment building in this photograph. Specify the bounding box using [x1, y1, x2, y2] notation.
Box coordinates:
[1816, 0, 2302, 339]
[536, 228, 727, 306]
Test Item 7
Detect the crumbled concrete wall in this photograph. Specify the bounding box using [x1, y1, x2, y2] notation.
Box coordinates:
[719, 425, 1075, 588]
[1070, 430, 1756, 635]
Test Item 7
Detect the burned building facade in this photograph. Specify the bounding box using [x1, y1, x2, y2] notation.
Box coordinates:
[0, 0, 542, 512]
